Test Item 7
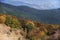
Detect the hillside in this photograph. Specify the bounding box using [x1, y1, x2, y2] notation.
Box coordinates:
[0, 24, 26, 40]
[0, 14, 60, 40]
[0, 2, 60, 24]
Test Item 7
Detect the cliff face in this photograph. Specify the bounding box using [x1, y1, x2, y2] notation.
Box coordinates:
[0, 24, 25, 40]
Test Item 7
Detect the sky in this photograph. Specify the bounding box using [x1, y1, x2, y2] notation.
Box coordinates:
[1, 0, 60, 10]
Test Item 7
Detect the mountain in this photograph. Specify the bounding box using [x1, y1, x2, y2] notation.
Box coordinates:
[0, 2, 60, 24]
[1, 1, 42, 10]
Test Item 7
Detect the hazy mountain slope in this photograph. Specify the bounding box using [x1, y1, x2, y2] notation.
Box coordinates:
[0, 2, 60, 24]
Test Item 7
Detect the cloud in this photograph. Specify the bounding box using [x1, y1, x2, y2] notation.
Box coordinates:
[12, 0, 19, 1]
[1, 0, 60, 9]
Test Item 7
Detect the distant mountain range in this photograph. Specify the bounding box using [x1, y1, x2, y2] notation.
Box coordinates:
[1, 1, 41, 9]
[0, 2, 60, 24]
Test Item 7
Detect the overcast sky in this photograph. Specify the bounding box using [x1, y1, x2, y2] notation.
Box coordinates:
[1, 0, 60, 10]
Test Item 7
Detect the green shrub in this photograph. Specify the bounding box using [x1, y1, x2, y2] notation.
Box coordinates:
[5, 15, 21, 29]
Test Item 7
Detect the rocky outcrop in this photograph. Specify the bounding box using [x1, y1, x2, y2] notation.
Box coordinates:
[0, 24, 25, 40]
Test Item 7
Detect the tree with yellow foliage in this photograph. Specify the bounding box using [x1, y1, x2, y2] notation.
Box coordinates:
[0, 14, 6, 23]
[26, 20, 35, 33]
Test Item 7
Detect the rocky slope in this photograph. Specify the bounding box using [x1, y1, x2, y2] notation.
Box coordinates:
[0, 24, 25, 40]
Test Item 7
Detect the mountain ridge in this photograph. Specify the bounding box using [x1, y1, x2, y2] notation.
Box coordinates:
[1, 2, 60, 10]
[0, 2, 60, 24]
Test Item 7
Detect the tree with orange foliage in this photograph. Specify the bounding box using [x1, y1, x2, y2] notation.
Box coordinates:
[0, 14, 6, 23]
